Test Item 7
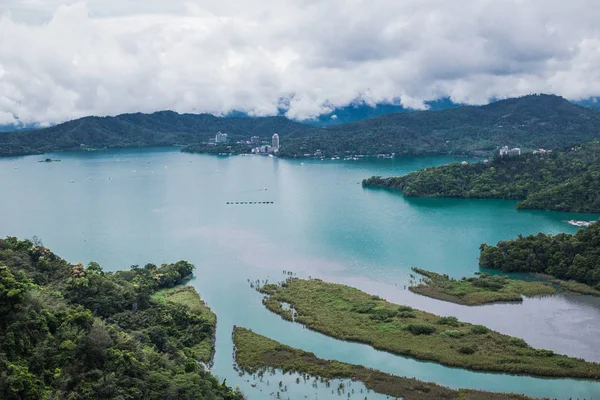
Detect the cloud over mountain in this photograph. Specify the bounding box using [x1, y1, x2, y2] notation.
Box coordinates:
[1, 0, 600, 125]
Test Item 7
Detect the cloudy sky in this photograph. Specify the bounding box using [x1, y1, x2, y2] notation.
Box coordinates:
[0, 0, 599, 126]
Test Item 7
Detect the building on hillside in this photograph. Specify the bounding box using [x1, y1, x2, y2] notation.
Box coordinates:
[272, 133, 280, 150]
[250, 136, 261, 146]
[499, 146, 521, 157]
[215, 132, 228, 143]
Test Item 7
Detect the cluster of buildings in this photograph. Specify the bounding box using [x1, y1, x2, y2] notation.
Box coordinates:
[209, 131, 281, 154]
[251, 134, 279, 155]
[499, 146, 521, 157]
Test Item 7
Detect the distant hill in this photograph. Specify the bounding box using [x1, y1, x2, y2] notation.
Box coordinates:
[0, 111, 313, 156]
[278, 94, 600, 158]
[2, 94, 600, 157]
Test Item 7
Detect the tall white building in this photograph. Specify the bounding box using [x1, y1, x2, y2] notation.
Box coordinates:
[272, 133, 280, 149]
[215, 132, 228, 143]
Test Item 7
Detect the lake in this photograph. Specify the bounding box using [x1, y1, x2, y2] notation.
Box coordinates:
[1, 147, 599, 399]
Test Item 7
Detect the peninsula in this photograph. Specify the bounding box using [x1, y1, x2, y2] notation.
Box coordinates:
[233, 326, 533, 400]
[0, 236, 242, 400]
[257, 278, 600, 379]
[479, 220, 600, 292]
[363, 141, 600, 213]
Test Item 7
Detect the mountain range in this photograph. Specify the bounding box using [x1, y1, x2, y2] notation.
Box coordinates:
[1, 94, 600, 157]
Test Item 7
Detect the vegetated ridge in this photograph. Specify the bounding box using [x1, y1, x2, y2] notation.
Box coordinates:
[278, 94, 600, 158]
[0, 236, 243, 400]
[479, 220, 600, 289]
[363, 141, 600, 213]
[2, 94, 600, 158]
[232, 326, 534, 400]
[256, 278, 600, 379]
[0, 111, 312, 156]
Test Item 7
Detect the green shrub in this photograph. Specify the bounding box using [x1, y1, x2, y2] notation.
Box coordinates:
[370, 295, 382, 300]
[535, 349, 554, 357]
[397, 305, 414, 312]
[369, 307, 397, 322]
[470, 325, 489, 334]
[437, 316, 460, 326]
[458, 346, 476, 355]
[440, 330, 465, 339]
[405, 324, 436, 335]
[556, 358, 574, 368]
[352, 302, 376, 314]
[509, 337, 528, 348]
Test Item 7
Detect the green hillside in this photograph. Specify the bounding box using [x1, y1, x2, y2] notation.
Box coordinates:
[279, 94, 600, 157]
[363, 141, 600, 213]
[0, 236, 242, 400]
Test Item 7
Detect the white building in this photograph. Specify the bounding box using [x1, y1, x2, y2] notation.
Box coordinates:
[272, 133, 280, 149]
[250, 136, 261, 146]
[215, 132, 228, 143]
[499, 146, 521, 157]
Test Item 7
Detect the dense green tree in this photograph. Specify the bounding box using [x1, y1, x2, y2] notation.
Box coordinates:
[479, 221, 600, 288]
[364, 141, 600, 213]
[0, 237, 244, 400]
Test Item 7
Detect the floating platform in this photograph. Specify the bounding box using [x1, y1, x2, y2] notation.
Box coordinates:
[226, 201, 274, 205]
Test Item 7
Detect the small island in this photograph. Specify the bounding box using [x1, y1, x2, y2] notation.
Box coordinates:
[257, 278, 600, 379]
[233, 326, 533, 400]
[408, 268, 557, 305]
[39, 158, 61, 162]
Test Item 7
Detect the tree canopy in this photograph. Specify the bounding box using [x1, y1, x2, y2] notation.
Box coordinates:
[363, 141, 600, 213]
[479, 221, 600, 288]
[0, 237, 243, 400]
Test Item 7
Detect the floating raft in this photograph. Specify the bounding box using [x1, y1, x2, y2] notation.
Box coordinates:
[226, 201, 274, 205]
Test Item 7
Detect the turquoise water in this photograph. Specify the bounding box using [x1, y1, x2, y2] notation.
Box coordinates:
[1, 148, 600, 399]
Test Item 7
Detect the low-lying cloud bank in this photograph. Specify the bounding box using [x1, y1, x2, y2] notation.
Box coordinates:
[1, 0, 600, 126]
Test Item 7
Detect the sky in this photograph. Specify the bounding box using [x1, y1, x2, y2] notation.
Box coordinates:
[0, 0, 599, 126]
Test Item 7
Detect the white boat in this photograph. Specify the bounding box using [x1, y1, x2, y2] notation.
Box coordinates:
[566, 220, 593, 227]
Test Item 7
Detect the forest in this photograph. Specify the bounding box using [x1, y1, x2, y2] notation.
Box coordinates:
[277, 94, 600, 158]
[0, 236, 243, 400]
[0, 111, 311, 156]
[363, 141, 600, 213]
[479, 221, 600, 288]
[2, 94, 600, 159]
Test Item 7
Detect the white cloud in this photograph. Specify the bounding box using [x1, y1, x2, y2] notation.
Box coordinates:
[1, 0, 600, 125]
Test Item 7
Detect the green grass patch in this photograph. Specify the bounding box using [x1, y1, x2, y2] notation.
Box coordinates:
[257, 278, 600, 380]
[233, 327, 534, 400]
[409, 268, 557, 305]
[153, 286, 216, 363]
[553, 279, 600, 297]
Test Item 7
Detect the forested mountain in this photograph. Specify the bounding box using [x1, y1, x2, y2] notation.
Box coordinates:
[0, 111, 312, 156]
[278, 94, 600, 157]
[2, 94, 600, 157]
[363, 141, 600, 213]
[480, 221, 600, 288]
[0, 237, 243, 400]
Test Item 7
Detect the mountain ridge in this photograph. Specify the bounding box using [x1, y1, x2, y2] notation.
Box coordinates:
[1, 94, 600, 157]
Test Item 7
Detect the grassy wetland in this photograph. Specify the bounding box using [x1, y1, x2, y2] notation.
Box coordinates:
[257, 278, 600, 380]
[232, 327, 535, 400]
[408, 268, 557, 305]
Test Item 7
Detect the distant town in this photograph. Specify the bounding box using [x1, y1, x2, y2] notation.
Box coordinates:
[185, 133, 558, 161]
